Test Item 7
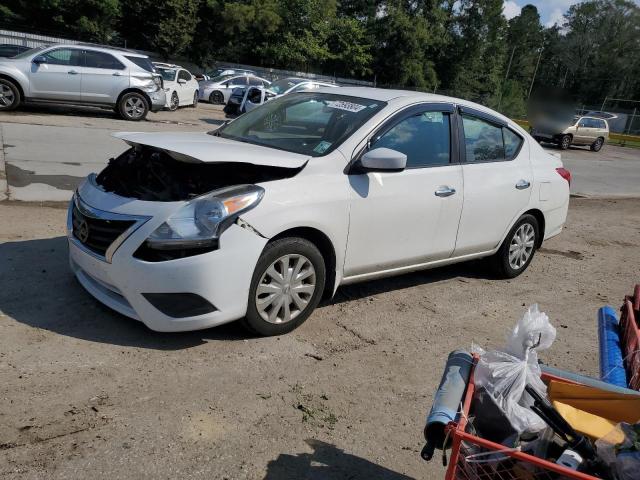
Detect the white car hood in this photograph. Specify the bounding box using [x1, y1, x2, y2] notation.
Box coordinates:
[112, 131, 309, 169]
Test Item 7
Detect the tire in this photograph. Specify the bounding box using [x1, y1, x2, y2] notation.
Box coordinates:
[0, 78, 21, 111]
[118, 92, 149, 121]
[490, 214, 539, 279]
[242, 237, 326, 336]
[191, 91, 198, 108]
[559, 134, 571, 150]
[209, 91, 224, 104]
[590, 137, 604, 152]
[169, 91, 179, 111]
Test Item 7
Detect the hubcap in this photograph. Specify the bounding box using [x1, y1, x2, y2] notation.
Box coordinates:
[124, 97, 145, 118]
[562, 137, 570, 148]
[255, 254, 316, 324]
[508, 223, 535, 270]
[0, 84, 15, 107]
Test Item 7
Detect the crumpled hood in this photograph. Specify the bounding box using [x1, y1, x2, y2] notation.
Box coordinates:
[112, 131, 309, 169]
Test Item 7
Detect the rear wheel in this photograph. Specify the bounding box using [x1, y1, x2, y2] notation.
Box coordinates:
[191, 91, 198, 107]
[118, 92, 149, 121]
[590, 137, 604, 152]
[209, 90, 224, 104]
[0, 78, 20, 111]
[242, 238, 326, 336]
[559, 134, 571, 150]
[490, 214, 539, 279]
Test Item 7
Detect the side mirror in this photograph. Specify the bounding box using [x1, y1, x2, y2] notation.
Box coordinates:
[33, 55, 47, 65]
[359, 147, 407, 172]
[178, 78, 187, 84]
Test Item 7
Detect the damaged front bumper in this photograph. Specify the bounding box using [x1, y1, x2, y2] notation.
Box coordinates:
[67, 178, 268, 332]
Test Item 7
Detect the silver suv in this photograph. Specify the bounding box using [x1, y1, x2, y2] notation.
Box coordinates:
[0, 44, 166, 121]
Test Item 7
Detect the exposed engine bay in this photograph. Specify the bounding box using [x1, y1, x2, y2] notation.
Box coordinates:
[96, 147, 303, 201]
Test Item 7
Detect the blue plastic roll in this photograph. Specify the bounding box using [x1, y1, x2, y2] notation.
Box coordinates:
[598, 306, 628, 387]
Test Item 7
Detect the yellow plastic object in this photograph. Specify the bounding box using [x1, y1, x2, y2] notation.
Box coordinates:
[552, 401, 623, 442]
[548, 380, 640, 427]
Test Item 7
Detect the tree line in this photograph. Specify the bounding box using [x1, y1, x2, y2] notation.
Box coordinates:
[2, 0, 639, 117]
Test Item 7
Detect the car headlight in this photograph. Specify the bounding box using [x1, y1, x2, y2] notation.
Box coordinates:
[145, 185, 264, 250]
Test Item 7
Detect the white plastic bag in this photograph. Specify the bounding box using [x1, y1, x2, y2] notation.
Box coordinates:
[473, 304, 556, 434]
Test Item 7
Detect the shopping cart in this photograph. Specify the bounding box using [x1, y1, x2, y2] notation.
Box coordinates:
[442, 358, 602, 480]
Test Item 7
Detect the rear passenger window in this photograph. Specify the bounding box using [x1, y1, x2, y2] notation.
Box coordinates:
[85, 51, 124, 70]
[462, 115, 505, 162]
[373, 111, 451, 168]
[503, 128, 523, 159]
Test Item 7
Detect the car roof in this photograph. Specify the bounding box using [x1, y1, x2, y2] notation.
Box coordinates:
[315, 87, 518, 125]
[51, 43, 149, 58]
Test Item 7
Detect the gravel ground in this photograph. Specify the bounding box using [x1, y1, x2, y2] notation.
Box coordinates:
[0, 197, 638, 479]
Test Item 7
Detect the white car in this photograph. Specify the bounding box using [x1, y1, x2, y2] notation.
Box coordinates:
[154, 63, 199, 110]
[199, 74, 271, 104]
[67, 88, 570, 336]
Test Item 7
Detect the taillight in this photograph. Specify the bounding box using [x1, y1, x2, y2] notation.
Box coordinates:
[556, 167, 571, 186]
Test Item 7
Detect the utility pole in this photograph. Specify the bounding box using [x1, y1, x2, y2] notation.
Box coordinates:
[600, 96, 608, 112]
[497, 46, 516, 110]
[527, 47, 543, 99]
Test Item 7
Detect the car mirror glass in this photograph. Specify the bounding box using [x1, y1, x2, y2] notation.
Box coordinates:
[360, 148, 407, 172]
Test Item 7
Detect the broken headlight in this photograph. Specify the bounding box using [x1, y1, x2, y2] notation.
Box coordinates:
[145, 185, 264, 250]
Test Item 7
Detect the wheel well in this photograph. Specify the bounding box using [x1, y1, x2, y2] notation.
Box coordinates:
[524, 209, 545, 248]
[0, 74, 24, 99]
[116, 88, 151, 109]
[271, 227, 337, 298]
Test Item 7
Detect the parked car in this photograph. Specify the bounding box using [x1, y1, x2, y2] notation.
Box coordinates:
[154, 62, 199, 110]
[67, 88, 570, 336]
[199, 74, 271, 104]
[0, 44, 166, 120]
[0, 44, 31, 58]
[268, 77, 338, 96]
[531, 115, 609, 151]
[205, 67, 256, 79]
[223, 85, 277, 116]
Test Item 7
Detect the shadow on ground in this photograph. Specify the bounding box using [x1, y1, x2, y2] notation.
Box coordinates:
[1, 236, 493, 350]
[0, 236, 247, 350]
[264, 439, 414, 480]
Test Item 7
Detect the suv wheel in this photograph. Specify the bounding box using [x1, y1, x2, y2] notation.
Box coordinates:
[169, 91, 179, 111]
[118, 92, 149, 121]
[0, 79, 20, 111]
[242, 238, 326, 336]
[590, 137, 604, 152]
[209, 91, 224, 104]
[559, 134, 571, 150]
[490, 214, 539, 279]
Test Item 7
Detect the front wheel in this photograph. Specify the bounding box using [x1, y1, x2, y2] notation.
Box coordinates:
[191, 91, 198, 108]
[590, 137, 604, 152]
[169, 91, 179, 111]
[559, 134, 571, 150]
[0, 78, 21, 111]
[242, 238, 326, 336]
[118, 92, 149, 121]
[490, 214, 539, 279]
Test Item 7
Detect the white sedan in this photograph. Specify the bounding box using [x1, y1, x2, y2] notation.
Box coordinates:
[67, 88, 570, 336]
[154, 63, 199, 110]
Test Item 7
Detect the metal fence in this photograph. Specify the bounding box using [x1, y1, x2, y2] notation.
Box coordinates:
[0, 28, 374, 87]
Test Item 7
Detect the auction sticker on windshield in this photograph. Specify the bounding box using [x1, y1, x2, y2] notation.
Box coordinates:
[325, 100, 367, 113]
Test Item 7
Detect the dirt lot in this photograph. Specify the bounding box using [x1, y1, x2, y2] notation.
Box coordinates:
[0, 197, 638, 479]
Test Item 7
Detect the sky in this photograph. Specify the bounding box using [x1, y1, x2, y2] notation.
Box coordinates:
[503, 0, 639, 27]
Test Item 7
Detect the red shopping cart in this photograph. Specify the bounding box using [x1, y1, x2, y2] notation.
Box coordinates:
[442, 358, 602, 480]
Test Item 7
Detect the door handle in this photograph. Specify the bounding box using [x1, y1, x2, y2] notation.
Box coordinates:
[68, 70, 78, 75]
[434, 186, 456, 197]
[515, 179, 531, 190]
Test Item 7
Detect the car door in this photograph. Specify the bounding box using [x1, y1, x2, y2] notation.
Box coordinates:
[176, 69, 193, 104]
[453, 107, 532, 256]
[223, 76, 248, 99]
[80, 50, 129, 105]
[344, 104, 464, 278]
[28, 47, 83, 101]
[574, 117, 592, 144]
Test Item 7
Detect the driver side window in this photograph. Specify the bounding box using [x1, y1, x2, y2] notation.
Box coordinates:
[372, 111, 451, 168]
[42, 48, 83, 66]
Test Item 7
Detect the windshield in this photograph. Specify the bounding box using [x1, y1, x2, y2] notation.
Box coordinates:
[157, 68, 177, 82]
[215, 93, 386, 157]
[269, 79, 305, 95]
[11, 45, 48, 59]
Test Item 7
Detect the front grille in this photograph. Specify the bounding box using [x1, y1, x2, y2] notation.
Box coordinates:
[72, 204, 135, 256]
